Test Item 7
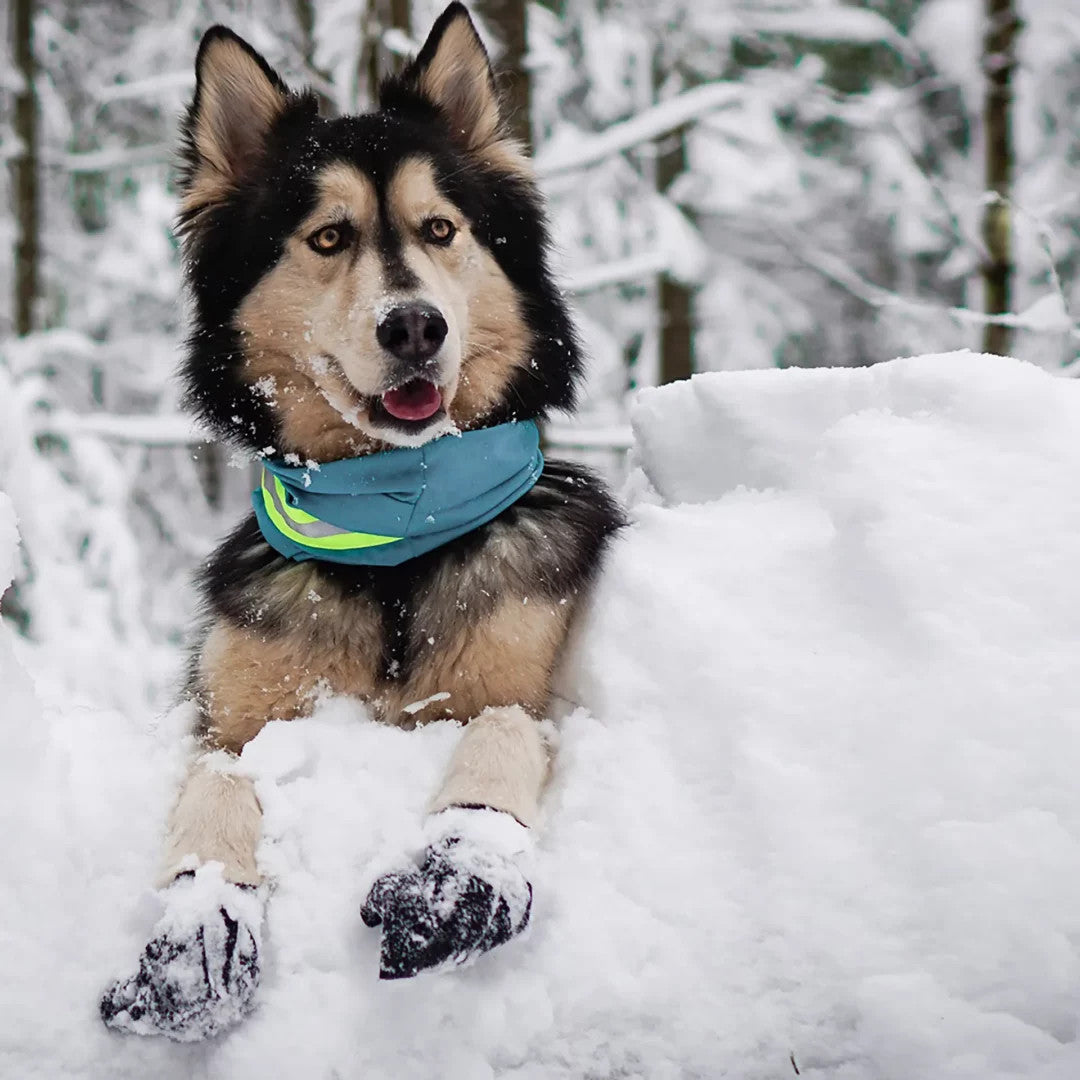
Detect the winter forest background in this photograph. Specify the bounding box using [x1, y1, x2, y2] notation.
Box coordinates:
[1, 0, 1078, 712]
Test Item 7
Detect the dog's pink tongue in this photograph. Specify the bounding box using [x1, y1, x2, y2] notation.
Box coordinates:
[381, 380, 442, 421]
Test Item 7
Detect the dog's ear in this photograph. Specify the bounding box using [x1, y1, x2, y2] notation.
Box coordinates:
[179, 27, 291, 221]
[387, 3, 527, 169]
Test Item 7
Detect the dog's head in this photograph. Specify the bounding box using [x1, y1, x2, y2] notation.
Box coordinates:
[178, 3, 581, 459]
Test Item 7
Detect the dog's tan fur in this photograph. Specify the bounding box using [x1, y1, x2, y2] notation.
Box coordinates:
[379, 596, 571, 724]
[196, 612, 382, 753]
[428, 705, 551, 826]
[160, 760, 262, 886]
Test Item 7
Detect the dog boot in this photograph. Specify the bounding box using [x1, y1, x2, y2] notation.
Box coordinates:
[361, 806, 533, 979]
[100, 864, 263, 1041]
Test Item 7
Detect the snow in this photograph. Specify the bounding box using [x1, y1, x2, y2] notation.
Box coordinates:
[6, 351, 1080, 1077]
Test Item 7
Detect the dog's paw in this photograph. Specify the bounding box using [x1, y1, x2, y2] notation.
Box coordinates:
[361, 807, 533, 979]
[100, 866, 263, 1042]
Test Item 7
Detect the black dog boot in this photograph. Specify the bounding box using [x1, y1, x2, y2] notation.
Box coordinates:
[361, 807, 534, 979]
[100, 865, 263, 1041]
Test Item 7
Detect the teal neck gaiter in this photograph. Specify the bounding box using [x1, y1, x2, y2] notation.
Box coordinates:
[252, 419, 543, 567]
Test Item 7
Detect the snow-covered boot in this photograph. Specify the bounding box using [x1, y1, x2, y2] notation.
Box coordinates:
[100, 864, 263, 1041]
[361, 807, 533, 979]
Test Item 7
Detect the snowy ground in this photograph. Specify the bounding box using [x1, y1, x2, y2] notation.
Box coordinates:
[5, 351, 1080, 1078]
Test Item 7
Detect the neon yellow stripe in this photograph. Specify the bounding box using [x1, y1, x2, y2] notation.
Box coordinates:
[261, 474, 401, 552]
[273, 475, 321, 524]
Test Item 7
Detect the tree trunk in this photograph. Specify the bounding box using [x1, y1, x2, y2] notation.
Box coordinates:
[2, 0, 38, 630]
[477, 0, 531, 150]
[12, 0, 39, 337]
[657, 124, 693, 384]
[981, 0, 1019, 357]
[363, 0, 412, 103]
[292, 0, 337, 113]
[387, 0, 410, 62]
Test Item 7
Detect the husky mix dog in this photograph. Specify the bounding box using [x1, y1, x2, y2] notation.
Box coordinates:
[99, 2, 622, 1041]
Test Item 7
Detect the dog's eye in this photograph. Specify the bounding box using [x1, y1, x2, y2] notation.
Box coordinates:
[422, 218, 456, 246]
[308, 224, 351, 255]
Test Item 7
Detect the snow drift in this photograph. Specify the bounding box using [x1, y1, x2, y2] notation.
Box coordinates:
[5, 351, 1080, 1079]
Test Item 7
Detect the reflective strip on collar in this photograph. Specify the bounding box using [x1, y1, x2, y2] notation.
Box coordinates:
[260, 469, 402, 552]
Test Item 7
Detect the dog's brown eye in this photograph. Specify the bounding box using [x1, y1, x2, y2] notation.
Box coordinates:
[309, 224, 350, 255]
[423, 218, 456, 245]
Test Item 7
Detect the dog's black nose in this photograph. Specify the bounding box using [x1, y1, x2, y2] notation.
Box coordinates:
[376, 304, 448, 362]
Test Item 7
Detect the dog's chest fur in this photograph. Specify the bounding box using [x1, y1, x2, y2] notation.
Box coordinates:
[195, 462, 620, 734]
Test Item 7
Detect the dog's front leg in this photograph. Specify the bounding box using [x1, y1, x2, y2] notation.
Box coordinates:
[160, 755, 264, 887]
[101, 619, 322, 1039]
[99, 756, 266, 1040]
[427, 703, 550, 826]
[362, 704, 548, 978]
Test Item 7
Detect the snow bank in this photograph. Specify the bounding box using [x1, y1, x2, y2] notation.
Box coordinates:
[7, 351, 1080, 1078]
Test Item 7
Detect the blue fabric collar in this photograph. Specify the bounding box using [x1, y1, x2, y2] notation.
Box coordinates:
[252, 419, 543, 566]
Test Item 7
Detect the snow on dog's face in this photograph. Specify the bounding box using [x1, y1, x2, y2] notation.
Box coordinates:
[177, 3, 581, 460]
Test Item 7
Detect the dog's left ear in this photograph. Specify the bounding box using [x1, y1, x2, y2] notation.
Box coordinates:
[178, 27, 305, 225]
[388, 3, 525, 167]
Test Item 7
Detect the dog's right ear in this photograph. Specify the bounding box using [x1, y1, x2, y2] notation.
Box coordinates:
[381, 4, 529, 174]
[178, 27, 291, 224]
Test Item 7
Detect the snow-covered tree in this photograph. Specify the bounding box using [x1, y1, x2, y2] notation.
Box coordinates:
[3, 0, 1079, 706]
[532, 0, 1079, 411]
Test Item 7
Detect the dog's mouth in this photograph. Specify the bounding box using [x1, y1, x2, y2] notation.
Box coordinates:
[310, 356, 452, 441]
[367, 378, 447, 435]
[379, 379, 443, 422]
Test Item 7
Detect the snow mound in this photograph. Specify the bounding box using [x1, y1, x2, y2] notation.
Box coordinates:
[631, 348, 1072, 506]
[7, 351, 1080, 1078]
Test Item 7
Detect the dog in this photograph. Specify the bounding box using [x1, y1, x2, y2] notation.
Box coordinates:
[99, 2, 622, 1041]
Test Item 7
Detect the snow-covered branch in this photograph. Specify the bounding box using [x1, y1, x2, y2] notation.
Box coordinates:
[57, 143, 172, 173]
[94, 71, 193, 104]
[784, 230, 1079, 339]
[534, 82, 743, 179]
[562, 251, 670, 294]
[545, 422, 633, 450]
[39, 412, 206, 445]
